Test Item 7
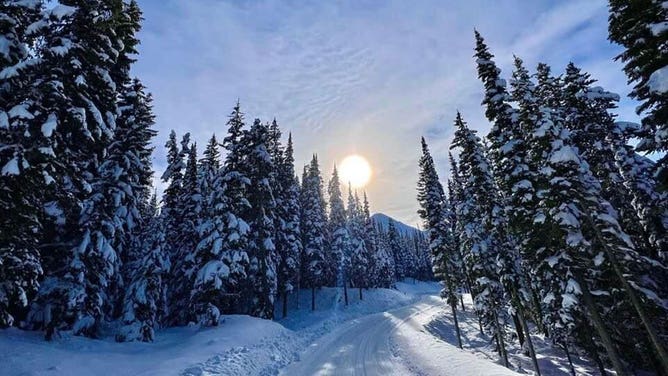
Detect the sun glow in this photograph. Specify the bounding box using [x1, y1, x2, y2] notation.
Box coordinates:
[339, 155, 372, 188]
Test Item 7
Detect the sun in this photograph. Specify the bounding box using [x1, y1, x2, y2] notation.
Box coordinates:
[339, 155, 372, 188]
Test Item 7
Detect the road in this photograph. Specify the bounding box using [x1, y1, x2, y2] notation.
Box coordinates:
[279, 294, 520, 376]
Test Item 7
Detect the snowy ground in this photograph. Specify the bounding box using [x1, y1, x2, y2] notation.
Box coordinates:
[0, 280, 603, 376]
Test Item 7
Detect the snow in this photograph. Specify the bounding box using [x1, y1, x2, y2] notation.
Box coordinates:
[549, 146, 580, 164]
[372, 213, 422, 235]
[8, 104, 34, 120]
[49, 4, 77, 20]
[649, 21, 668, 36]
[42, 113, 58, 137]
[0, 280, 604, 375]
[0, 111, 8, 128]
[1, 157, 20, 175]
[648, 65, 668, 94]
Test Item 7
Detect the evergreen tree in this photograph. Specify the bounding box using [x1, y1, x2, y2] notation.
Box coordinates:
[192, 105, 250, 325]
[276, 134, 302, 318]
[417, 137, 463, 348]
[347, 186, 368, 300]
[451, 112, 509, 366]
[243, 119, 278, 319]
[608, 0, 668, 188]
[475, 37, 542, 371]
[29, 0, 129, 339]
[116, 200, 169, 343]
[168, 141, 200, 325]
[361, 193, 381, 288]
[300, 155, 327, 310]
[0, 0, 44, 327]
[373, 222, 397, 288]
[386, 219, 405, 281]
[327, 166, 352, 304]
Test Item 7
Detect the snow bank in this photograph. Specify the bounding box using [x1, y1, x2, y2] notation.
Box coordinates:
[0, 281, 439, 376]
[0, 316, 289, 376]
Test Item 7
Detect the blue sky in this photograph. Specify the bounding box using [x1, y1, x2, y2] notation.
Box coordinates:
[134, 0, 639, 227]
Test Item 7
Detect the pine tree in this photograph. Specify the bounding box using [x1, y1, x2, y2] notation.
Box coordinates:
[243, 119, 278, 319]
[451, 112, 509, 366]
[475, 38, 542, 371]
[347, 186, 368, 300]
[28, 0, 129, 339]
[373, 222, 397, 288]
[327, 166, 352, 305]
[0, 0, 44, 328]
[386, 219, 405, 281]
[276, 134, 302, 318]
[168, 141, 200, 325]
[192, 105, 250, 325]
[300, 155, 327, 310]
[361, 193, 381, 288]
[116, 200, 169, 343]
[608, 0, 668, 188]
[417, 137, 463, 348]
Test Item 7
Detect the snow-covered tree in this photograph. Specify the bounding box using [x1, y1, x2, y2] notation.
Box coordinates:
[300, 155, 327, 310]
[0, 0, 44, 328]
[28, 0, 130, 339]
[276, 134, 302, 317]
[243, 119, 278, 319]
[417, 137, 463, 348]
[608, 0, 668, 189]
[117, 202, 169, 343]
[192, 104, 250, 325]
[327, 166, 352, 304]
[451, 112, 509, 366]
[347, 186, 368, 300]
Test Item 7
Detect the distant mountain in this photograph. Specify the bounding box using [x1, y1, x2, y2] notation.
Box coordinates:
[371, 213, 423, 235]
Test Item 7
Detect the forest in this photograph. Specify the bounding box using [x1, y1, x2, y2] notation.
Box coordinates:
[0, 1, 667, 375]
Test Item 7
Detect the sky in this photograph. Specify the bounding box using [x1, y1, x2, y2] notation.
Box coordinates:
[133, 0, 640, 227]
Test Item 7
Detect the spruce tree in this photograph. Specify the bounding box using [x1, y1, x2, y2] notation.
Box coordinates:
[347, 186, 368, 300]
[29, 0, 129, 339]
[417, 137, 463, 348]
[451, 112, 509, 366]
[300, 155, 327, 310]
[243, 119, 278, 319]
[327, 166, 352, 305]
[608, 0, 668, 188]
[276, 134, 302, 317]
[116, 200, 169, 343]
[0, 0, 43, 328]
[192, 105, 250, 324]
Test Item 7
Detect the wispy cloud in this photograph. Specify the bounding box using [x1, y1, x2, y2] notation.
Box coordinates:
[135, 0, 639, 227]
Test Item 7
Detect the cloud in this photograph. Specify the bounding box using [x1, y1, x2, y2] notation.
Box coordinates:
[135, 0, 640, 227]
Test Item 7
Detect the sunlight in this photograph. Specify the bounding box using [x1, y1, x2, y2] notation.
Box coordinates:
[339, 155, 372, 188]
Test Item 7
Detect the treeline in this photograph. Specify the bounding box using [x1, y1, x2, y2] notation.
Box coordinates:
[155, 112, 433, 336]
[418, 16, 668, 376]
[0, 0, 431, 343]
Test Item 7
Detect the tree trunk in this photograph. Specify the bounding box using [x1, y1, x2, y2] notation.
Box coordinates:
[530, 284, 548, 336]
[583, 211, 668, 374]
[343, 280, 349, 306]
[511, 287, 541, 376]
[511, 313, 525, 346]
[576, 272, 626, 376]
[460, 294, 466, 312]
[493, 311, 509, 368]
[282, 292, 288, 319]
[562, 343, 576, 376]
[451, 303, 463, 349]
[359, 287, 363, 301]
[311, 287, 316, 311]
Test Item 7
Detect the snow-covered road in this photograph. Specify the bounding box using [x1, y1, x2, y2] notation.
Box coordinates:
[280, 295, 519, 376]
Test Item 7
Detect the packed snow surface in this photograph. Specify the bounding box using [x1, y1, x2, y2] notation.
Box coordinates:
[1, 280, 603, 375]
